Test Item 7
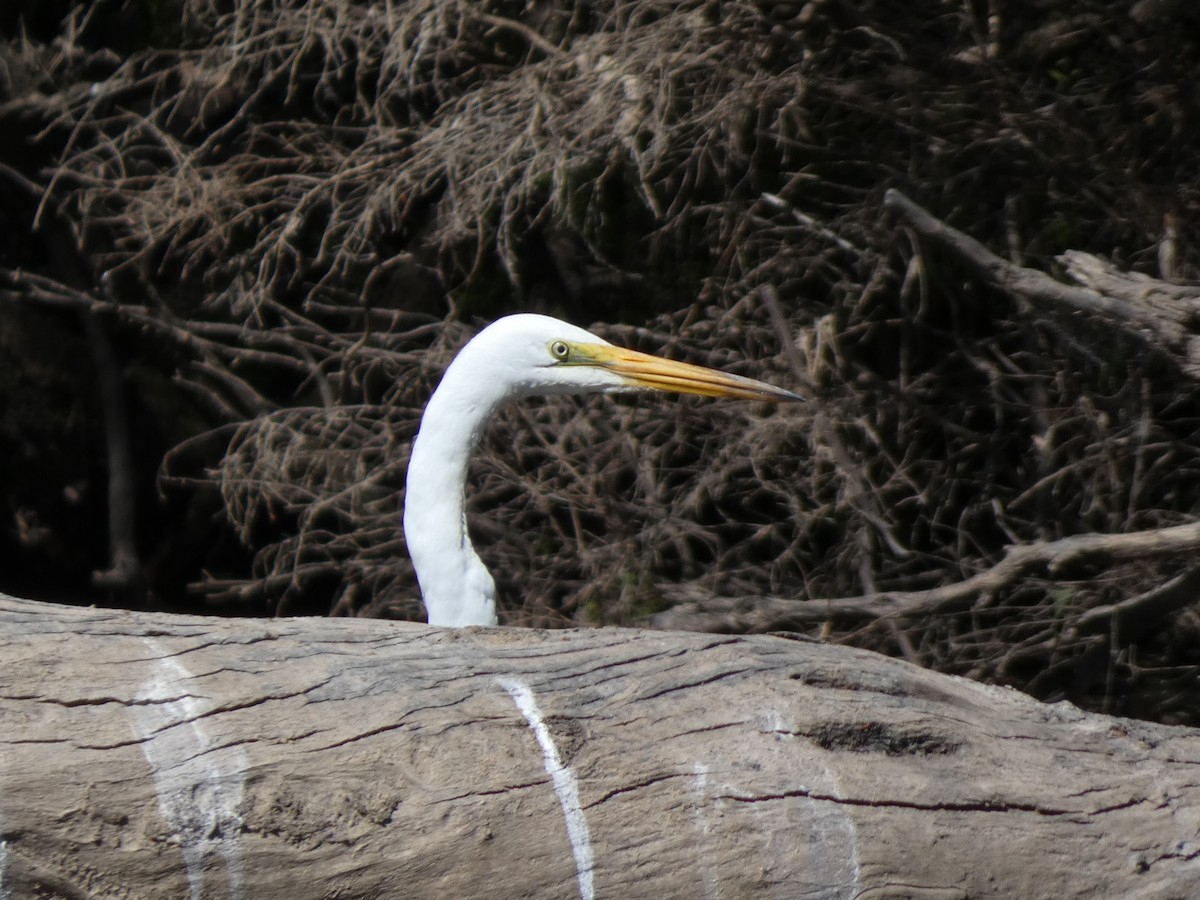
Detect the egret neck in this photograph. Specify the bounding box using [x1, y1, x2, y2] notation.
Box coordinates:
[403, 314, 802, 627]
[404, 349, 507, 627]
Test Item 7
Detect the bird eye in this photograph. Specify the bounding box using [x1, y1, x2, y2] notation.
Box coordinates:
[549, 340, 570, 360]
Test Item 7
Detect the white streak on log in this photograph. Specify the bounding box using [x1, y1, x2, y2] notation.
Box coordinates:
[819, 771, 861, 894]
[0, 751, 5, 899]
[757, 709, 862, 899]
[131, 639, 246, 900]
[497, 676, 595, 900]
[691, 763, 721, 900]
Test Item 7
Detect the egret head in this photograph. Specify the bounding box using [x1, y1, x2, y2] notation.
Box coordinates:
[406, 312, 802, 627]
[454, 313, 804, 403]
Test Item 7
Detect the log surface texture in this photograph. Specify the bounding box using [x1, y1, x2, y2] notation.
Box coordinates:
[0, 594, 1197, 899]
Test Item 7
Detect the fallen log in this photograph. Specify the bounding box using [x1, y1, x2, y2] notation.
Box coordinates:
[0, 593, 1197, 899]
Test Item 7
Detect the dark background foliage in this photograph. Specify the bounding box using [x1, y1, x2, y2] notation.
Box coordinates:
[3, 0, 1200, 724]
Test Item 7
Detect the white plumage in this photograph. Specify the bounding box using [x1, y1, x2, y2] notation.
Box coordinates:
[404, 314, 801, 626]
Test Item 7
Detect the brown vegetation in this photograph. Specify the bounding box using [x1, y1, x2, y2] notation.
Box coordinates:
[2, 1, 1200, 723]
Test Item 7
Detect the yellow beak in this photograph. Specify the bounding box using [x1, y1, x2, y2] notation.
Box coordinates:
[582, 344, 803, 403]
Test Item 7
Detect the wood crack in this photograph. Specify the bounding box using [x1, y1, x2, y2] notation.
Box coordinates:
[587, 773, 690, 807]
[635, 667, 752, 701]
[717, 789, 1074, 817]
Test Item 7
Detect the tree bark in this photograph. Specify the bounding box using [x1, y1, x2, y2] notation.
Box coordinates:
[0, 593, 1197, 899]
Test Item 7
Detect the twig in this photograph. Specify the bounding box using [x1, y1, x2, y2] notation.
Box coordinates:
[759, 192, 866, 258]
[1072, 564, 1200, 639]
[473, 12, 567, 61]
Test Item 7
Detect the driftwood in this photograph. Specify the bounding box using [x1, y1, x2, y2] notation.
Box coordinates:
[0, 593, 1198, 899]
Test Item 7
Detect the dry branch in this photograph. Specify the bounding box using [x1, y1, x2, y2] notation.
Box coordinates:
[883, 189, 1200, 374]
[1057, 249, 1200, 376]
[1, 592, 1198, 899]
[653, 520, 1200, 633]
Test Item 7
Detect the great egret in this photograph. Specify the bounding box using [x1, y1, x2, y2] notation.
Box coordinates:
[404, 313, 802, 627]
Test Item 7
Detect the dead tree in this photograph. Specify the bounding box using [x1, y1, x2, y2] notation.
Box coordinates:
[0, 592, 1197, 899]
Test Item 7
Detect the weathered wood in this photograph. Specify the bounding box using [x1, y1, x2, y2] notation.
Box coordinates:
[1057, 249, 1200, 376]
[0, 593, 1197, 899]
